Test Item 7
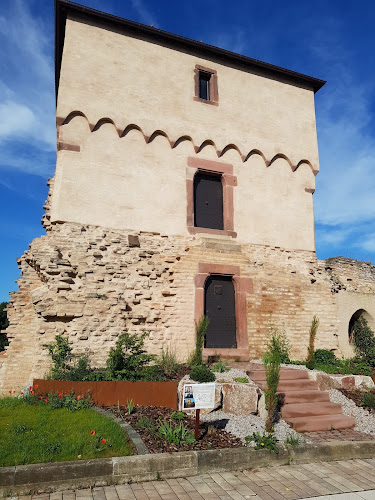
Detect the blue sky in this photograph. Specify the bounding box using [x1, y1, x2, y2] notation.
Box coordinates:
[0, 0, 375, 302]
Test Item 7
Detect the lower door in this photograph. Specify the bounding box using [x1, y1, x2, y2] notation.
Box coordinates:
[204, 275, 237, 348]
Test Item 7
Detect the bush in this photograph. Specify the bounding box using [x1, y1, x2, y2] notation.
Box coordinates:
[353, 317, 375, 366]
[306, 316, 319, 370]
[191, 316, 210, 366]
[190, 364, 216, 383]
[210, 360, 229, 373]
[43, 335, 73, 379]
[263, 351, 280, 433]
[361, 392, 375, 409]
[264, 326, 290, 364]
[106, 331, 156, 381]
[314, 349, 336, 365]
[157, 346, 179, 378]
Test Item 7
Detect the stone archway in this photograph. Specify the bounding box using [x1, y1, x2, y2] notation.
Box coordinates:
[348, 309, 375, 344]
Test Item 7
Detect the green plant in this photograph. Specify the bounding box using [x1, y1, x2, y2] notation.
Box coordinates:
[306, 316, 319, 370]
[171, 411, 185, 420]
[211, 360, 229, 373]
[106, 331, 156, 381]
[43, 335, 73, 379]
[137, 416, 156, 434]
[314, 349, 336, 365]
[360, 391, 375, 409]
[245, 432, 279, 454]
[190, 364, 216, 382]
[191, 316, 210, 366]
[157, 418, 195, 446]
[353, 317, 375, 366]
[127, 399, 135, 415]
[44, 391, 92, 412]
[284, 433, 303, 446]
[235, 377, 248, 383]
[263, 350, 280, 433]
[263, 326, 291, 364]
[158, 346, 179, 378]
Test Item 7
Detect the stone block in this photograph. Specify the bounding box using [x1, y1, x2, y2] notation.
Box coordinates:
[222, 382, 259, 415]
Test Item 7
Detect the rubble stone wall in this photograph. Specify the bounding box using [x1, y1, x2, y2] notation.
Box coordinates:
[1, 220, 355, 394]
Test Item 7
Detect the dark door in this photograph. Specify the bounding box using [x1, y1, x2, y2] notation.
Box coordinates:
[204, 275, 237, 348]
[194, 172, 223, 230]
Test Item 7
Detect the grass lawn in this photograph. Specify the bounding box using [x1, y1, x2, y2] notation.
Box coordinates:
[0, 397, 133, 467]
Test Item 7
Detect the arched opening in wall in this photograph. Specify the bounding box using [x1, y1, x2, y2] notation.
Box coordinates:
[204, 275, 236, 348]
[0, 301, 9, 352]
[348, 309, 375, 344]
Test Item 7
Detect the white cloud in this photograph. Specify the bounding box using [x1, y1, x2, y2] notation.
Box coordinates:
[130, 0, 157, 27]
[0, 0, 55, 176]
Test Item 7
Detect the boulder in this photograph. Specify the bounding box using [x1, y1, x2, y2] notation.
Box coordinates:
[222, 382, 259, 415]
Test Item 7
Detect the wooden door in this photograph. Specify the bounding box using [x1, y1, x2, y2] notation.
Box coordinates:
[204, 275, 236, 348]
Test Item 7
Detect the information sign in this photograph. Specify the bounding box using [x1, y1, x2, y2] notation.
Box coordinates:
[182, 383, 215, 410]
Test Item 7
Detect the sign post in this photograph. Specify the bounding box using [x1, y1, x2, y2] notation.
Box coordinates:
[182, 383, 215, 440]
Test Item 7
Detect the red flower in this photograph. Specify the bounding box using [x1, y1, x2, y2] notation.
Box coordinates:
[21, 392, 24, 395]
[58, 392, 61, 396]
[8, 390, 12, 394]
[44, 398, 48, 402]
[59, 394, 63, 399]
[29, 386, 33, 390]
[38, 396, 42, 399]
[90, 430, 95, 436]
[65, 390, 69, 394]
[13, 390, 16, 393]
[101, 439, 106, 444]
[77, 395, 81, 400]
[34, 384, 38, 389]
[31, 391, 35, 395]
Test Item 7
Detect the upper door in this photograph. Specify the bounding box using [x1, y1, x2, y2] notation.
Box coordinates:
[204, 275, 237, 348]
[194, 172, 224, 230]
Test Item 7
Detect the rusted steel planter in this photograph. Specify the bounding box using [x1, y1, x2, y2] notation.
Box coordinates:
[33, 379, 178, 409]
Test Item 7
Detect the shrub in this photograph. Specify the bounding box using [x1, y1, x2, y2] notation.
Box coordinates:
[263, 351, 280, 433]
[191, 316, 210, 366]
[245, 431, 278, 454]
[264, 326, 290, 364]
[361, 392, 375, 409]
[106, 331, 156, 381]
[43, 335, 73, 379]
[210, 360, 229, 373]
[314, 349, 336, 365]
[190, 364, 216, 383]
[157, 418, 195, 445]
[306, 316, 319, 370]
[353, 317, 375, 366]
[171, 411, 185, 420]
[158, 346, 179, 378]
[235, 377, 248, 383]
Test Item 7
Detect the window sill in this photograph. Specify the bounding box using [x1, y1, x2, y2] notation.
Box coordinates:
[188, 226, 237, 238]
[193, 96, 219, 106]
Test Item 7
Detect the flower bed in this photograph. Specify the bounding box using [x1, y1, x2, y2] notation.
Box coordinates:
[105, 404, 243, 453]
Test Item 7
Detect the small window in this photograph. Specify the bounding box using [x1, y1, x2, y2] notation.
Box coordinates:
[199, 72, 211, 100]
[194, 172, 223, 230]
[194, 65, 218, 106]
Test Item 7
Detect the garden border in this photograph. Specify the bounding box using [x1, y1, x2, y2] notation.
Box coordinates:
[2, 441, 375, 496]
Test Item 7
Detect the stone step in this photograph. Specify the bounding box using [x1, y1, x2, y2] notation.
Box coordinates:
[287, 414, 355, 432]
[247, 368, 309, 382]
[281, 402, 343, 419]
[282, 390, 330, 404]
[256, 379, 319, 391]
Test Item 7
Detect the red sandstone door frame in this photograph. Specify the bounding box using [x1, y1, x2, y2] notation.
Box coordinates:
[194, 263, 253, 361]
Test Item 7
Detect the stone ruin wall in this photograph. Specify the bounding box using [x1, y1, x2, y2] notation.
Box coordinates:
[0, 216, 348, 394]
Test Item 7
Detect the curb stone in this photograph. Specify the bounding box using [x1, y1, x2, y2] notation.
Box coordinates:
[1, 440, 375, 497]
[92, 406, 149, 455]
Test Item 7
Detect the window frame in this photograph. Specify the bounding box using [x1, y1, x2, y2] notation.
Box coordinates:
[194, 65, 219, 106]
[186, 157, 237, 238]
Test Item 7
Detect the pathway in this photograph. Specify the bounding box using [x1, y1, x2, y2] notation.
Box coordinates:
[14, 458, 375, 500]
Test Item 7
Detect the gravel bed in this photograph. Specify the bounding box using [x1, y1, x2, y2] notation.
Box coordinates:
[329, 389, 375, 436]
[212, 368, 251, 383]
[201, 410, 305, 445]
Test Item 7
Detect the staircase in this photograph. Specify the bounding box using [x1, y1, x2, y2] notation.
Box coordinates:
[247, 362, 355, 432]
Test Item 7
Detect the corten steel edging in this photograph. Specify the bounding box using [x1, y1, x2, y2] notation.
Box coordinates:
[2, 441, 375, 495]
[33, 379, 178, 409]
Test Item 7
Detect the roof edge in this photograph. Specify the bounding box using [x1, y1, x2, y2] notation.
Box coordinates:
[54, 0, 326, 101]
